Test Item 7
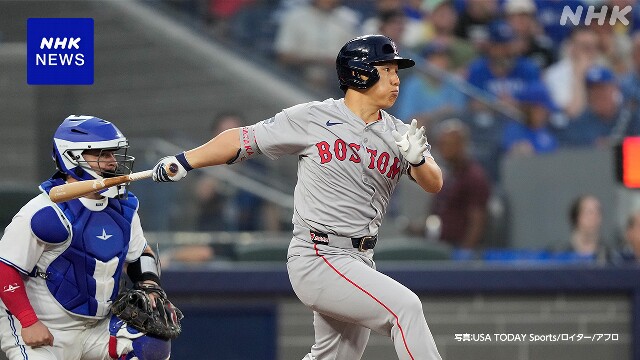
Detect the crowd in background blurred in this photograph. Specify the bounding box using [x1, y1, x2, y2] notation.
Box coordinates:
[154, 0, 640, 264]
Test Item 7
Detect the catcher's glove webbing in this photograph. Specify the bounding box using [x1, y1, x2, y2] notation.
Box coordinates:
[111, 283, 183, 340]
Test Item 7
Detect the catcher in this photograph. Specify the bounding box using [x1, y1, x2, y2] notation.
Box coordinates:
[0, 115, 182, 360]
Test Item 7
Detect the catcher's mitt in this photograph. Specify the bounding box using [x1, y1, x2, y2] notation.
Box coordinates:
[111, 283, 183, 340]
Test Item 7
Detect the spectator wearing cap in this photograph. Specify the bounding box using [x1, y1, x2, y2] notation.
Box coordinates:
[467, 19, 541, 111]
[503, 0, 555, 69]
[559, 65, 640, 147]
[543, 26, 602, 119]
[392, 41, 466, 127]
[501, 81, 559, 156]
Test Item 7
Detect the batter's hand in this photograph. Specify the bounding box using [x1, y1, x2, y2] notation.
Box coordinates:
[392, 119, 428, 166]
[22, 320, 54, 347]
[152, 155, 189, 182]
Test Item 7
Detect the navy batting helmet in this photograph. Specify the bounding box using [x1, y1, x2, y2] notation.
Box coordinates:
[336, 35, 415, 91]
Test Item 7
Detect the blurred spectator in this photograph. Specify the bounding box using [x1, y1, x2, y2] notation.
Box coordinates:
[611, 210, 640, 264]
[453, 0, 499, 47]
[274, 0, 359, 91]
[193, 112, 266, 231]
[587, 3, 632, 75]
[543, 26, 601, 119]
[361, 0, 423, 49]
[558, 194, 610, 264]
[421, 0, 476, 72]
[504, 0, 556, 69]
[467, 19, 541, 111]
[392, 41, 466, 126]
[501, 82, 559, 156]
[558, 65, 639, 147]
[619, 31, 640, 108]
[429, 118, 491, 249]
[362, 9, 408, 49]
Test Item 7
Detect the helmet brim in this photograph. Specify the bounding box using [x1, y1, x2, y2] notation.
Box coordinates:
[371, 57, 415, 69]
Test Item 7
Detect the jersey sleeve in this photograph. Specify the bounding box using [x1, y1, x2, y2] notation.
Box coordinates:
[251, 104, 310, 159]
[0, 196, 49, 275]
[125, 213, 148, 262]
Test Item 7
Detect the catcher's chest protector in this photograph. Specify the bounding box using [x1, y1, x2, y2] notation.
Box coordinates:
[39, 178, 138, 318]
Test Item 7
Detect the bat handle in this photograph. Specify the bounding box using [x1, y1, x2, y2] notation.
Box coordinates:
[128, 170, 154, 181]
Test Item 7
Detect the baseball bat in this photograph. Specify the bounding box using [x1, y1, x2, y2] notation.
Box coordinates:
[48, 164, 178, 203]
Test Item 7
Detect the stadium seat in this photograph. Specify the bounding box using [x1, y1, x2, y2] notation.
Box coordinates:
[373, 240, 452, 261]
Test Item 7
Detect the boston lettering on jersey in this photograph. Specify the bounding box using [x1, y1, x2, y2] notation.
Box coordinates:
[315, 139, 402, 180]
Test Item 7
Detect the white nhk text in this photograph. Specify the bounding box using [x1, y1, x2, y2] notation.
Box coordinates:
[560, 5, 632, 26]
[36, 37, 85, 66]
[454, 333, 619, 342]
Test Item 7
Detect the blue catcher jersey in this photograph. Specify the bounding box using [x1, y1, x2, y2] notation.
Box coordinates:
[38, 178, 139, 318]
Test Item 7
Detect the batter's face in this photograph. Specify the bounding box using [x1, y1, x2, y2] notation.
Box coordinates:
[369, 62, 401, 109]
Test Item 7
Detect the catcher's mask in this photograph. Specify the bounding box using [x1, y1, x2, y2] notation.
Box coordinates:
[52, 115, 134, 198]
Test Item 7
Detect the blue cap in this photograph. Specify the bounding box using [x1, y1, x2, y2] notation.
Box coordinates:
[488, 20, 515, 43]
[585, 65, 615, 85]
[516, 82, 557, 111]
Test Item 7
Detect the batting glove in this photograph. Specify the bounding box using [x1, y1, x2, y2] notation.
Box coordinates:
[152, 153, 193, 182]
[392, 119, 429, 166]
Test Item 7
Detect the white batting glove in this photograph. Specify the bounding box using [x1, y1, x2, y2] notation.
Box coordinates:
[392, 119, 429, 166]
[152, 153, 192, 182]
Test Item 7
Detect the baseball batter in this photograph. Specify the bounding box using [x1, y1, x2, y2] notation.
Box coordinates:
[0, 116, 174, 360]
[153, 35, 443, 360]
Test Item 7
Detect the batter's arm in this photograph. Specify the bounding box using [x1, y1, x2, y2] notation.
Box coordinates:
[183, 128, 242, 168]
[408, 158, 443, 193]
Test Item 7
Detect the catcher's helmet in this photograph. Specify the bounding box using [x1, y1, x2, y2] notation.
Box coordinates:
[52, 115, 134, 195]
[336, 35, 415, 91]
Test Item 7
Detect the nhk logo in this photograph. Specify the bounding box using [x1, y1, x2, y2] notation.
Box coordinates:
[560, 5, 632, 26]
[27, 18, 94, 85]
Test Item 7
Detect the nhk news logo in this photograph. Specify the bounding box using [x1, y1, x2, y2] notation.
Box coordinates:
[27, 18, 94, 85]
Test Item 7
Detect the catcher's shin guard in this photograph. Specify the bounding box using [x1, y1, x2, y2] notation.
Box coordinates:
[109, 315, 171, 360]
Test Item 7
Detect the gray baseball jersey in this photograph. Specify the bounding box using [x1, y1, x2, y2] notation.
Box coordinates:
[251, 97, 410, 237]
[248, 98, 442, 360]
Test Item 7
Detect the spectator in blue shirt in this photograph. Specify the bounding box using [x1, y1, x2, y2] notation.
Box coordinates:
[467, 19, 541, 111]
[501, 81, 559, 156]
[392, 41, 466, 127]
[560, 65, 640, 147]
